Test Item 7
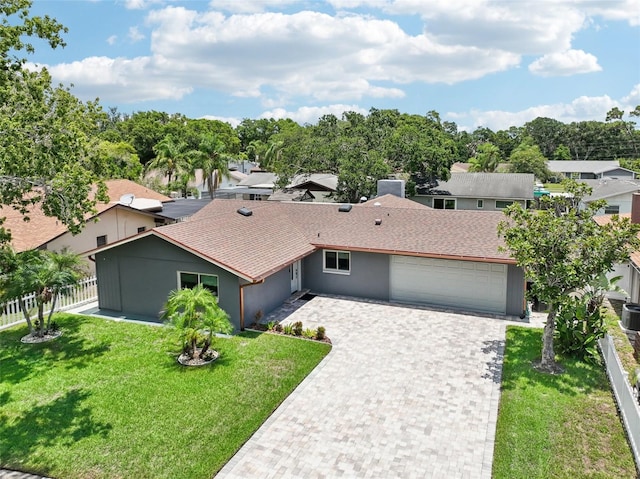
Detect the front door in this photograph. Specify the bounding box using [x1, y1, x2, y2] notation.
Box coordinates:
[290, 260, 301, 293]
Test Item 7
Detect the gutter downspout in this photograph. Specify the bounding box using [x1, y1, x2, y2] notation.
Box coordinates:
[239, 279, 265, 331]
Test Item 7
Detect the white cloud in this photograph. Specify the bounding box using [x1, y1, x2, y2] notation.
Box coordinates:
[199, 115, 242, 128]
[128, 26, 145, 43]
[43, 56, 192, 102]
[107, 35, 117, 46]
[447, 86, 640, 131]
[529, 49, 602, 77]
[260, 104, 368, 124]
[208, 0, 301, 14]
[124, 0, 164, 10]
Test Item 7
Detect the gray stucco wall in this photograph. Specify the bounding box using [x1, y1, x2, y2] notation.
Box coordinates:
[506, 264, 526, 317]
[302, 250, 390, 301]
[243, 266, 292, 326]
[95, 235, 241, 328]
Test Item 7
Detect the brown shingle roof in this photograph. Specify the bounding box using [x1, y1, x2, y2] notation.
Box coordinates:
[138, 199, 512, 281]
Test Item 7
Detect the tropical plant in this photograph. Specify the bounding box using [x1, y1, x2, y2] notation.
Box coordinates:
[555, 297, 605, 363]
[468, 143, 501, 172]
[0, 247, 87, 337]
[162, 284, 233, 361]
[146, 135, 190, 185]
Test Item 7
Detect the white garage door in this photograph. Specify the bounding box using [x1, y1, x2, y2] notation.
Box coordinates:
[390, 256, 507, 314]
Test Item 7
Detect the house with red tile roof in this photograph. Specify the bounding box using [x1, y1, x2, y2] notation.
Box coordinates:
[90, 197, 526, 330]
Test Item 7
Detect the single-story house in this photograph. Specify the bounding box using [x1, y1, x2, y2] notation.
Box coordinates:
[548, 160, 636, 180]
[90, 198, 526, 330]
[581, 178, 640, 215]
[411, 173, 535, 211]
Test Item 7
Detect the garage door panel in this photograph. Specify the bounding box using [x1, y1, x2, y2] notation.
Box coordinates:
[390, 256, 507, 314]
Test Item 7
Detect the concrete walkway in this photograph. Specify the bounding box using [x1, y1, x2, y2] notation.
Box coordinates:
[216, 296, 510, 479]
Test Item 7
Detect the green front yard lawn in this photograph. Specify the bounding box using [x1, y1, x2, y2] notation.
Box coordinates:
[493, 326, 637, 479]
[0, 313, 331, 479]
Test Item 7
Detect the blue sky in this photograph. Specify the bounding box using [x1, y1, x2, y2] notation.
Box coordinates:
[28, 0, 640, 131]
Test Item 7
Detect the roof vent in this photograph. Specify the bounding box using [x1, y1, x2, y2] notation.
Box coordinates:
[374, 218, 382, 225]
[338, 204, 352, 213]
[373, 201, 381, 207]
[237, 207, 253, 217]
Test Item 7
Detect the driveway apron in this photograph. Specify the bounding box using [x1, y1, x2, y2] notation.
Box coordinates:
[216, 296, 506, 479]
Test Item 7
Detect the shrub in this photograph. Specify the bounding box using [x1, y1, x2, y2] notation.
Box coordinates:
[283, 323, 294, 335]
[316, 326, 326, 341]
[303, 328, 316, 339]
[274, 323, 283, 333]
[555, 297, 606, 363]
[267, 321, 276, 331]
[292, 321, 303, 336]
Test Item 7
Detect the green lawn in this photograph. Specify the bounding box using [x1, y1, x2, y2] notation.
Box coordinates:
[0, 313, 331, 479]
[493, 326, 637, 479]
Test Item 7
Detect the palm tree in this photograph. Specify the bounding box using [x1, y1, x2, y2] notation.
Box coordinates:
[162, 284, 233, 361]
[262, 140, 284, 172]
[468, 143, 501, 173]
[147, 135, 189, 185]
[0, 248, 87, 337]
[194, 135, 232, 199]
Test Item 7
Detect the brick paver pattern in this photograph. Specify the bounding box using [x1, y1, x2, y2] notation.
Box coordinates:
[216, 296, 506, 479]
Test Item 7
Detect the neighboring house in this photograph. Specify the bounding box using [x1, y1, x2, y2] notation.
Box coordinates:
[1, 179, 174, 255]
[548, 160, 636, 180]
[145, 168, 249, 199]
[581, 178, 640, 215]
[269, 173, 338, 203]
[90, 198, 526, 330]
[411, 173, 535, 211]
[362, 194, 430, 210]
[215, 172, 277, 201]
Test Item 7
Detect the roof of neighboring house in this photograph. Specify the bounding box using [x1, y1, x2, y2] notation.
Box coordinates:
[2, 179, 172, 252]
[101, 179, 173, 203]
[547, 160, 627, 175]
[288, 173, 338, 191]
[450, 163, 511, 173]
[157, 199, 212, 220]
[228, 170, 248, 182]
[581, 178, 640, 202]
[416, 173, 535, 199]
[362, 194, 430, 210]
[237, 172, 278, 188]
[267, 189, 315, 202]
[93, 198, 514, 282]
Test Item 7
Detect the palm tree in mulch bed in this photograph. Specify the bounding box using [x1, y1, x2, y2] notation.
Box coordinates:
[0, 247, 88, 342]
[162, 284, 234, 366]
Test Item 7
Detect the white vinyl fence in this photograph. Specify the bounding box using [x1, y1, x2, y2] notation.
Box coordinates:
[0, 276, 97, 330]
[599, 334, 640, 473]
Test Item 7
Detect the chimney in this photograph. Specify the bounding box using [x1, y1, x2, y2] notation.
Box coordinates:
[632, 193, 640, 224]
[377, 179, 406, 198]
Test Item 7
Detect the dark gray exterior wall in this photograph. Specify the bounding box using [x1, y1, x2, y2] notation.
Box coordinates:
[506, 264, 526, 317]
[302, 250, 389, 300]
[243, 266, 292, 325]
[95, 235, 242, 328]
[410, 195, 526, 211]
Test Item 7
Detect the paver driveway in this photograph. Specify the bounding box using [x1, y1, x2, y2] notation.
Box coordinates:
[216, 296, 507, 479]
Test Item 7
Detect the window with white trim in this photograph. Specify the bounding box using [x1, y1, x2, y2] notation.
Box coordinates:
[433, 198, 456, 209]
[178, 271, 219, 295]
[477, 199, 484, 209]
[323, 250, 350, 274]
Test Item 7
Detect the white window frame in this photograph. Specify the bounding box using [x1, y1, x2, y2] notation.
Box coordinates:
[433, 197, 456, 210]
[323, 250, 351, 275]
[477, 199, 484, 209]
[177, 271, 219, 296]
